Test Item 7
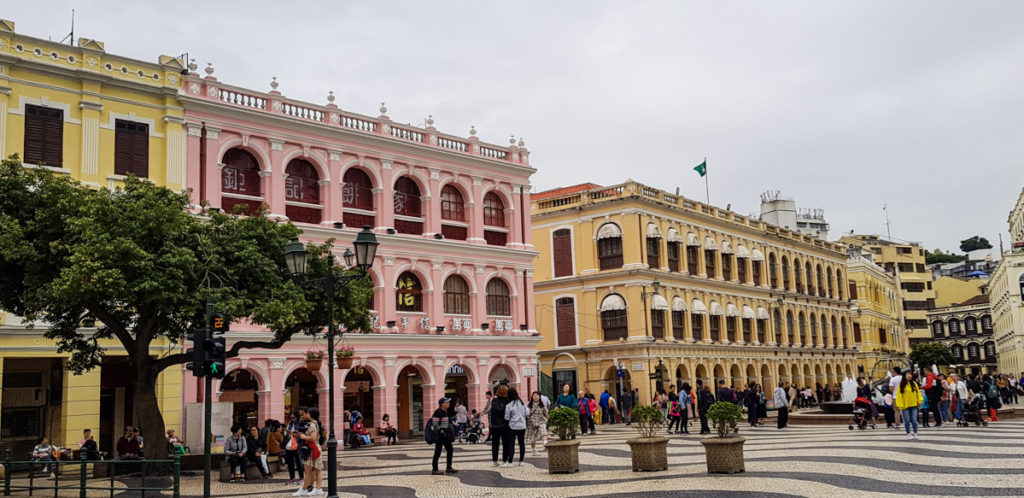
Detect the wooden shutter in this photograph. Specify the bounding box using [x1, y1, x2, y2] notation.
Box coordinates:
[24, 105, 63, 166]
[552, 229, 572, 277]
[555, 298, 576, 347]
[853, 323, 862, 343]
[116, 120, 149, 177]
[848, 282, 858, 300]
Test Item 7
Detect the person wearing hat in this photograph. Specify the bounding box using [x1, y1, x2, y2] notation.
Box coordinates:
[430, 398, 458, 475]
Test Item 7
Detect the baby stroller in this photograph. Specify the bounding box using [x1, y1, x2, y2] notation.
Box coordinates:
[960, 393, 989, 427]
[848, 397, 876, 430]
[458, 422, 483, 444]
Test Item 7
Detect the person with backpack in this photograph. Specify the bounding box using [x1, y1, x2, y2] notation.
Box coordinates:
[428, 397, 458, 475]
[284, 410, 305, 485]
[922, 371, 943, 428]
[698, 385, 714, 434]
[489, 384, 510, 466]
[666, 397, 682, 434]
[985, 374, 1002, 421]
[293, 407, 323, 497]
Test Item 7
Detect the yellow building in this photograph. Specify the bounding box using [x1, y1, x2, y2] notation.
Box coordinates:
[532, 181, 859, 408]
[841, 235, 935, 344]
[989, 187, 1024, 374]
[0, 20, 184, 456]
[846, 246, 908, 377]
[926, 296, 995, 375]
[933, 276, 989, 308]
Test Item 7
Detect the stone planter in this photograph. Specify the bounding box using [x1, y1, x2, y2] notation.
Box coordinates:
[305, 358, 323, 371]
[626, 436, 669, 471]
[545, 439, 580, 474]
[699, 436, 745, 474]
[336, 356, 354, 369]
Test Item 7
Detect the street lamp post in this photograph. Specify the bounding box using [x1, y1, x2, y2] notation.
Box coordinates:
[641, 278, 661, 400]
[283, 226, 379, 498]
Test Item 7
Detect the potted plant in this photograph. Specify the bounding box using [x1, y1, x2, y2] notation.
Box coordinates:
[626, 404, 668, 471]
[545, 406, 581, 474]
[335, 346, 355, 369]
[304, 350, 325, 371]
[699, 401, 746, 474]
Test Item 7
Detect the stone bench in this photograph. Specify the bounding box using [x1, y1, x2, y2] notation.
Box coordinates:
[218, 455, 280, 481]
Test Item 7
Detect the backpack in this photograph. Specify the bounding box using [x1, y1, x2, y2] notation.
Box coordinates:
[987, 383, 999, 399]
[424, 417, 439, 444]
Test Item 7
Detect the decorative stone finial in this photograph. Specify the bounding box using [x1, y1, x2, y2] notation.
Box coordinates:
[469, 125, 477, 136]
[509, 135, 516, 145]
[379, 102, 388, 115]
[327, 91, 335, 104]
[518, 138, 525, 147]
[426, 114, 434, 127]
[187, 59, 197, 72]
[204, 63, 214, 76]
[270, 76, 279, 90]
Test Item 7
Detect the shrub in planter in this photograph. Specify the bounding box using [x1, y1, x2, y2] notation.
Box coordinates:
[626, 404, 668, 471]
[700, 401, 746, 474]
[545, 406, 581, 473]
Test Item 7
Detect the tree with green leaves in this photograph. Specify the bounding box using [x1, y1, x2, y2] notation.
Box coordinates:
[908, 342, 954, 369]
[0, 155, 371, 459]
[925, 248, 966, 265]
[960, 236, 993, 253]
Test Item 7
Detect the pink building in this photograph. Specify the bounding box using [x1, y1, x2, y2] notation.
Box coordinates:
[179, 64, 539, 439]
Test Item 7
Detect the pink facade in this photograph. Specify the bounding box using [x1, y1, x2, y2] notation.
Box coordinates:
[179, 66, 539, 439]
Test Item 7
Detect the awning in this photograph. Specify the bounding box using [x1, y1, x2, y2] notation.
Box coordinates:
[666, 228, 682, 243]
[709, 301, 723, 316]
[721, 241, 734, 254]
[691, 299, 707, 314]
[646, 223, 662, 238]
[751, 249, 765, 262]
[671, 296, 687, 311]
[686, 232, 700, 246]
[726, 303, 740, 317]
[736, 245, 750, 258]
[757, 307, 770, 320]
[600, 294, 627, 311]
[597, 223, 622, 240]
[651, 294, 668, 310]
[704, 236, 718, 251]
[742, 305, 756, 319]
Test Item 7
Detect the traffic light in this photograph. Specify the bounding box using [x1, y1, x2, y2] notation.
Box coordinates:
[203, 336, 227, 379]
[185, 327, 208, 378]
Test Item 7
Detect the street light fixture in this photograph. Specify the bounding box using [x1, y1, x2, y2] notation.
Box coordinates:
[283, 225, 379, 498]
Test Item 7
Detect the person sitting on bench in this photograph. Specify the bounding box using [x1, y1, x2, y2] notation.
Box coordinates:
[224, 426, 248, 482]
[32, 436, 56, 476]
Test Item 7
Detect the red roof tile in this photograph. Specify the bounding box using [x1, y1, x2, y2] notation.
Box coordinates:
[533, 183, 603, 201]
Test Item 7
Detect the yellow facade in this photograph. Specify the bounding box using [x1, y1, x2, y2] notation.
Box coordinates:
[841, 235, 935, 344]
[0, 20, 184, 455]
[933, 276, 988, 308]
[846, 249, 908, 377]
[532, 181, 859, 408]
[989, 187, 1024, 374]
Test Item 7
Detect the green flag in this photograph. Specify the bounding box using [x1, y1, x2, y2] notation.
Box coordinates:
[693, 160, 706, 177]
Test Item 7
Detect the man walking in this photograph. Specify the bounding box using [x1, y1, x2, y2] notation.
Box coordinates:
[774, 381, 790, 429]
[698, 385, 714, 434]
[599, 390, 610, 424]
[619, 389, 633, 425]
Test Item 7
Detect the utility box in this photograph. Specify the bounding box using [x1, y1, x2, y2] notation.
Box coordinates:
[185, 402, 233, 453]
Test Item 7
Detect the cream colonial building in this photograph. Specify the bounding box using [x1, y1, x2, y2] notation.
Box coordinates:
[846, 246, 908, 377]
[531, 181, 859, 406]
[927, 296, 996, 375]
[989, 187, 1024, 374]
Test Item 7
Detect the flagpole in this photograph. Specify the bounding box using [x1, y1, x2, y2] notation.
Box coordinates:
[703, 156, 710, 205]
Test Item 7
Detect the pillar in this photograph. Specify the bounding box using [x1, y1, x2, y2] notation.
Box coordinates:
[0, 85, 9, 159]
[61, 366, 101, 448]
[185, 123, 203, 205]
[324, 150, 343, 225]
[426, 169, 441, 236]
[202, 127, 222, 210]
[469, 177, 484, 244]
[163, 116, 187, 190]
[268, 138, 286, 219]
[379, 161, 395, 231]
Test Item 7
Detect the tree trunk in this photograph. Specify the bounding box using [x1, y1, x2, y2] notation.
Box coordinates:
[134, 359, 170, 464]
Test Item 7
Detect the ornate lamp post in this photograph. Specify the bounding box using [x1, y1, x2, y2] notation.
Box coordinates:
[641, 278, 662, 398]
[283, 226, 379, 498]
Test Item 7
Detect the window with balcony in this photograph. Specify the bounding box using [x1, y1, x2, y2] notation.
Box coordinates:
[782, 257, 791, 290]
[24, 104, 63, 166]
[737, 257, 747, 283]
[601, 294, 628, 341]
[710, 316, 721, 342]
[342, 168, 375, 228]
[443, 275, 470, 315]
[705, 249, 717, 277]
[931, 321, 944, 338]
[691, 313, 704, 341]
[483, 192, 507, 245]
[221, 148, 263, 214]
[721, 255, 733, 281]
[647, 238, 660, 269]
[671, 310, 685, 340]
[393, 177, 423, 234]
[284, 159, 322, 224]
[440, 185, 465, 221]
[666, 242, 680, 272]
[686, 246, 699, 274]
[651, 309, 665, 338]
[597, 223, 624, 270]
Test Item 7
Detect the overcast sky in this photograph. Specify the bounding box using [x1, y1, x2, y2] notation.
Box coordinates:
[11, 1, 1024, 252]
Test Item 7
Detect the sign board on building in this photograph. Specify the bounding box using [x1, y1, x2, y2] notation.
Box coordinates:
[631, 362, 645, 371]
[523, 367, 536, 376]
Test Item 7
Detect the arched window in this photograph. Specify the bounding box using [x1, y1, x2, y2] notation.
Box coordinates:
[984, 341, 996, 359]
[785, 311, 794, 345]
[393, 177, 423, 234]
[221, 149, 263, 214]
[342, 168, 374, 228]
[841, 319, 848, 347]
[443, 275, 470, 315]
[967, 343, 980, 361]
[284, 159, 322, 224]
[704, 237, 718, 277]
[805, 262, 813, 295]
[483, 192, 505, 227]
[815, 264, 824, 297]
[600, 294, 628, 341]
[597, 223, 624, 270]
[932, 321, 944, 338]
[781, 256, 791, 290]
[981, 314, 993, 332]
[769, 254, 778, 288]
[646, 224, 661, 269]
[798, 312, 807, 346]
[965, 317, 978, 335]
[440, 185, 465, 221]
[949, 319, 961, 336]
[395, 272, 423, 312]
[809, 315, 817, 347]
[951, 344, 964, 360]
[836, 269, 844, 299]
[826, 269, 834, 298]
[485, 278, 511, 316]
[773, 310, 782, 345]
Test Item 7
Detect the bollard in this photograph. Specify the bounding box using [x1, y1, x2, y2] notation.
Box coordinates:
[3, 448, 11, 496]
[79, 452, 88, 498]
[172, 453, 181, 498]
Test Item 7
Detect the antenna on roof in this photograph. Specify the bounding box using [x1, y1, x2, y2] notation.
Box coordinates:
[883, 203, 892, 241]
[59, 9, 75, 46]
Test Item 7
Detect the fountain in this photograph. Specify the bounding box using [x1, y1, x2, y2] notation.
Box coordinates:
[841, 376, 858, 402]
[819, 376, 860, 414]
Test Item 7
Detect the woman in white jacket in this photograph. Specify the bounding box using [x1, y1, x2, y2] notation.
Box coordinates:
[503, 388, 529, 467]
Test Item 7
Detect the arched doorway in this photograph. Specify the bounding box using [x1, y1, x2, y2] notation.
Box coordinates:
[745, 364, 757, 388]
[551, 353, 579, 399]
[695, 364, 709, 388]
[790, 365, 801, 388]
[444, 364, 472, 407]
[489, 364, 514, 389]
[675, 364, 690, 391]
[397, 365, 426, 436]
[603, 366, 632, 400]
[802, 365, 812, 387]
[729, 364, 742, 389]
[814, 365, 824, 387]
[220, 369, 260, 429]
[760, 364, 771, 390]
[285, 368, 319, 414]
[344, 366, 376, 428]
[713, 364, 726, 386]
